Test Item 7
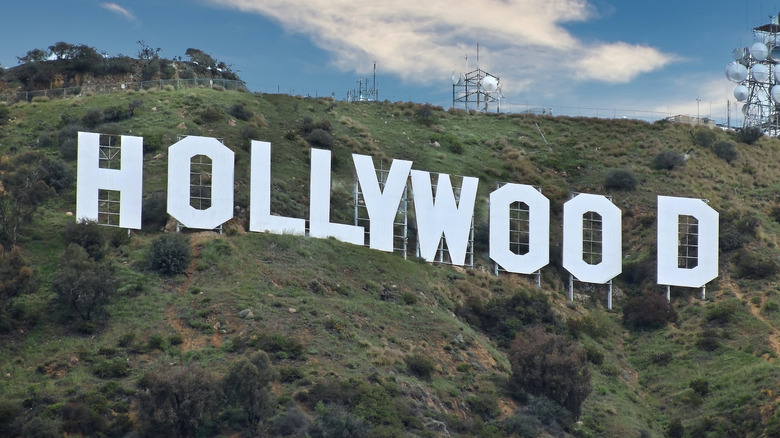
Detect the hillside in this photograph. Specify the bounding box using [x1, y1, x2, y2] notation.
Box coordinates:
[0, 86, 780, 437]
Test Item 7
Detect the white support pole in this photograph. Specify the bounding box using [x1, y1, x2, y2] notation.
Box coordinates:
[568, 275, 574, 301]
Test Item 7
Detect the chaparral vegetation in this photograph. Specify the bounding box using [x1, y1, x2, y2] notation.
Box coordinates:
[1, 43, 780, 437]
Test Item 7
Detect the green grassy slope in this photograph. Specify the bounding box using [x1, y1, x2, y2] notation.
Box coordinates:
[1, 87, 780, 437]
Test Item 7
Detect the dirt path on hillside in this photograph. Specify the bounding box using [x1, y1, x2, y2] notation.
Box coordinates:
[729, 281, 780, 360]
[165, 232, 223, 352]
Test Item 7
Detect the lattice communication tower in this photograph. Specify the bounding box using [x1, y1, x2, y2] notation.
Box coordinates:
[727, 13, 780, 136]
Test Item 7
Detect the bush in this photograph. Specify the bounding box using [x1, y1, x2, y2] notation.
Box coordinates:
[404, 354, 436, 380]
[652, 150, 685, 170]
[137, 366, 220, 438]
[415, 104, 435, 126]
[622, 291, 676, 330]
[63, 219, 105, 260]
[689, 378, 709, 396]
[0, 245, 38, 301]
[199, 105, 225, 123]
[0, 106, 10, 126]
[82, 109, 102, 128]
[141, 192, 168, 230]
[223, 352, 278, 430]
[228, 103, 254, 121]
[53, 244, 117, 321]
[456, 289, 556, 346]
[604, 168, 637, 190]
[734, 249, 780, 279]
[713, 140, 738, 163]
[667, 418, 685, 438]
[307, 128, 334, 149]
[693, 128, 716, 149]
[737, 126, 763, 144]
[509, 326, 591, 419]
[148, 234, 191, 276]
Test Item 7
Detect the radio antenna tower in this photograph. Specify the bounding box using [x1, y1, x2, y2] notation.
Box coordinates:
[347, 62, 379, 102]
[727, 11, 780, 136]
[452, 44, 502, 113]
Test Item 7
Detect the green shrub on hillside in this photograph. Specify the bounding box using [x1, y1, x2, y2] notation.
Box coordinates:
[53, 244, 118, 321]
[404, 354, 436, 380]
[693, 128, 716, 149]
[63, 219, 106, 260]
[307, 128, 334, 149]
[147, 233, 191, 276]
[734, 249, 780, 279]
[622, 290, 676, 330]
[509, 326, 591, 419]
[228, 103, 254, 121]
[652, 150, 685, 170]
[0, 106, 10, 126]
[737, 126, 763, 144]
[713, 140, 738, 162]
[604, 168, 637, 190]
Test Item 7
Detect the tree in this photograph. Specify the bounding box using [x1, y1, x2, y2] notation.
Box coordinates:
[508, 326, 591, 419]
[48, 41, 77, 60]
[0, 152, 67, 246]
[137, 366, 220, 438]
[52, 244, 117, 321]
[17, 48, 48, 64]
[137, 40, 162, 60]
[223, 352, 278, 431]
[185, 48, 216, 68]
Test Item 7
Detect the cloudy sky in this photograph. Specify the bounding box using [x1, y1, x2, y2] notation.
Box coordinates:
[0, 0, 777, 124]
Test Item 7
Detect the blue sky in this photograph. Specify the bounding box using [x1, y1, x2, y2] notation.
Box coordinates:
[1, 0, 778, 125]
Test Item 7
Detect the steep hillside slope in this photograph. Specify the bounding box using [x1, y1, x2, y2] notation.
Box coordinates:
[0, 87, 779, 437]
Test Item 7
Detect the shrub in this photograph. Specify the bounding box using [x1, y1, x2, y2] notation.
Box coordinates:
[622, 291, 676, 330]
[456, 289, 556, 346]
[148, 233, 192, 276]
[307, 128, 334, 149]
[228, 103, 254, 121]
[53, 244, 117, 321]
[652, 150, 685, 170]
[713, 140, 738, 162]
[604, 168, 637, 190]
[509, 326, 591, 419]
[667, 418, 685, 438]
[141, 192, 168, 230]
[63, 219, 105, 260]
[82, 109, 102, 128]
[693, 128, 716, 148]
[404, 354, 436, 380]
[199, 105, 225, 123]
[737, 126, 762, 144]
[223, 352, 278, 430]
[689, 378, 709, 396]
[734, 249, 779, 279]
[0, 106, 9, 126]
[137, 366, 220, 438]
[0, 245, 38, 301]
[415, 104, 435, 126]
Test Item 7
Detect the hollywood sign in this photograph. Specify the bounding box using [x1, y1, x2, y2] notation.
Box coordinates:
[76, 132, 718, 290]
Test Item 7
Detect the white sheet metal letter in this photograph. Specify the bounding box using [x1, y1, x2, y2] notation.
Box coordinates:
[76, 132, 143, 229]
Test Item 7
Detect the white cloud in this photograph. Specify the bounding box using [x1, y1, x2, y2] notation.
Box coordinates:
[100, 2, 137, 22]
[205, 0, 677, 96]
[576, 42, 677, 83]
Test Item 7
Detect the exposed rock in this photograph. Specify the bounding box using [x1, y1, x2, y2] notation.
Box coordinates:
[239, 308, 252, 318]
